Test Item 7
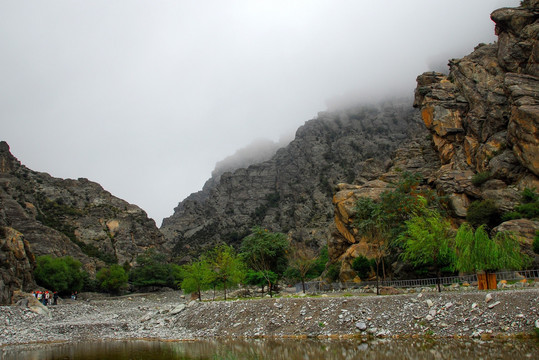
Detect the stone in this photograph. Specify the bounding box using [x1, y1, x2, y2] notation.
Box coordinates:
[355, 322, 367, 331]
[426, 299, 434, 308]
[426, 315, 434, 321]
[485, 293, 493, 303]
[170, 304, 186, 315]
[488, 301, 501, 309]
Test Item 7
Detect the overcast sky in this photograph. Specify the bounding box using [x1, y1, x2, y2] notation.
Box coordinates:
[0, 0, 519, 225]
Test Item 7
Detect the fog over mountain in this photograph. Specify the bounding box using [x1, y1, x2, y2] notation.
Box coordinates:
[0, 0, 519, 224]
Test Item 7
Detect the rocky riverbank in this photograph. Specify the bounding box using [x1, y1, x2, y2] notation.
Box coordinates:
[1, 287, 538, 346]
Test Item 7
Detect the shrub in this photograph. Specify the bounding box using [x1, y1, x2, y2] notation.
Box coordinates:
[34, 255, 85, 295]
[521, 187, 538, 203]
[533, 231, 539, 255]
[351, 255, 374, 279]
[501, 188, 539, 221]
[325, 262, 341, 282]
[96, 264, 128, 294]
[471, 171, 491, 186]
[514, 202, 539, 219]
[466, 200, 501, 229]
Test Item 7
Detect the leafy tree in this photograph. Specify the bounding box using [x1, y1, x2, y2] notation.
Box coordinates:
[179, 259, 213, 301]
[287, 241, 317, 293]
[240, 227, 289, 297]
[454, 224, 530, 286]
[245, 269, 277, 295]
[96, 264, 128, 294]
[34, 255, 85, 295]
[129, 248, 181, 289]
[205, 244, 245, 300]
[398, 211, 455, 292]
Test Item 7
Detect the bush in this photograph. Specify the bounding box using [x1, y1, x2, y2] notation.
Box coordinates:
[325, 262, 341, 282]
[471, 171, 491, 187]
[34, 255, 85, 295]
[533, 231, 539, 255]
[521, 187, 538, 203]
[351, 255, 374, 279]
[466, 200, 501, 229]
[96, 264, 128, 294]
[501, 188, 539, 221]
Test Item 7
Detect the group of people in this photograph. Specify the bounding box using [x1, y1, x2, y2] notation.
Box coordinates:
[32, 290, 59, 306]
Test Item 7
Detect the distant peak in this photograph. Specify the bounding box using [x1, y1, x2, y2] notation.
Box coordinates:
[0, 141, 10, 152]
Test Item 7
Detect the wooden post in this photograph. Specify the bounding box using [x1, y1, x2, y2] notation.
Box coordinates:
[477, 272, 487, 290]
[487, 273, 497, 290]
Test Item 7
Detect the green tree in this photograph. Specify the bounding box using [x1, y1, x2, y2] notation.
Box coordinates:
[179, 259, 213, 301]
[240, 227, 289, 297]
[34, 255, 85, 295]
[398, 211, 455, 292]
[245, 270, 277, 295]
[353, 173, 443, 289]
[206, 244, 245, 300]
[454, 224, 530, 288]
[96, 264, 128, 294]
[129, 248, 181, 288]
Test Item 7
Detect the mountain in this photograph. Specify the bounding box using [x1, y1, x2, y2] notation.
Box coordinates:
[161, 99, 430, 259]
[0, 141, 167, 303]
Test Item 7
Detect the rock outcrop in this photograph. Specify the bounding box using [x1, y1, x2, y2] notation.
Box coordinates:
[0, 141, 166, 303]
[0, 227, 35, 304]
[330, 0, 539, 280]
[161, 101, 428, 258]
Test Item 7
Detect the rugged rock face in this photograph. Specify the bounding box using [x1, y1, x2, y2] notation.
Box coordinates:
[0, 227, 35, 304]
[0, 141, 166, 299]
[161, 100, 428, 258]
[330, 0, 539, 280]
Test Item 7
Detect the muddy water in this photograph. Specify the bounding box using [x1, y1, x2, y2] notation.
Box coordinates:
[1, 338, 538, 360]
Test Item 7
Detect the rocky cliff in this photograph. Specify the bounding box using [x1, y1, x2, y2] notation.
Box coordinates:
[331, 0, 539, 280]
[0, 141, 167, 302]
[161, 100, 429, 258]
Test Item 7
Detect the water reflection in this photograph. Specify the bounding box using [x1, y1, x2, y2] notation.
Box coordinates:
[1, 338, 538, 360]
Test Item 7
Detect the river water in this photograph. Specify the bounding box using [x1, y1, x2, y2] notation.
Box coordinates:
[1, 338, 538, 360]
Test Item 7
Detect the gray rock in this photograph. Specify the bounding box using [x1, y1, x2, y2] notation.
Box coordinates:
[355, 322, 367, 331]
[170, 304, 186, 315]
[488, 301, 501, 309]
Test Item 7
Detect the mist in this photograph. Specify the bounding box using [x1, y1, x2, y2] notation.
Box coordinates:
[0, 0, 520, 225]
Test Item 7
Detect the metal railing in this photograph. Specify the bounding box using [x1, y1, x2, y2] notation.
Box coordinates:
[295, 269, 539, 293]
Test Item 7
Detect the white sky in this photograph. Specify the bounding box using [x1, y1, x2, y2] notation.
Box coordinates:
[0, 0, 519, 225]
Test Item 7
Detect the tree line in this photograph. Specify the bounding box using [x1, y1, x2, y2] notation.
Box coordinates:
[34, 226, 328, 298]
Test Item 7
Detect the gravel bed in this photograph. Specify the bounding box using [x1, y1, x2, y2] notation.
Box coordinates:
[1, 288, 538, 346]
